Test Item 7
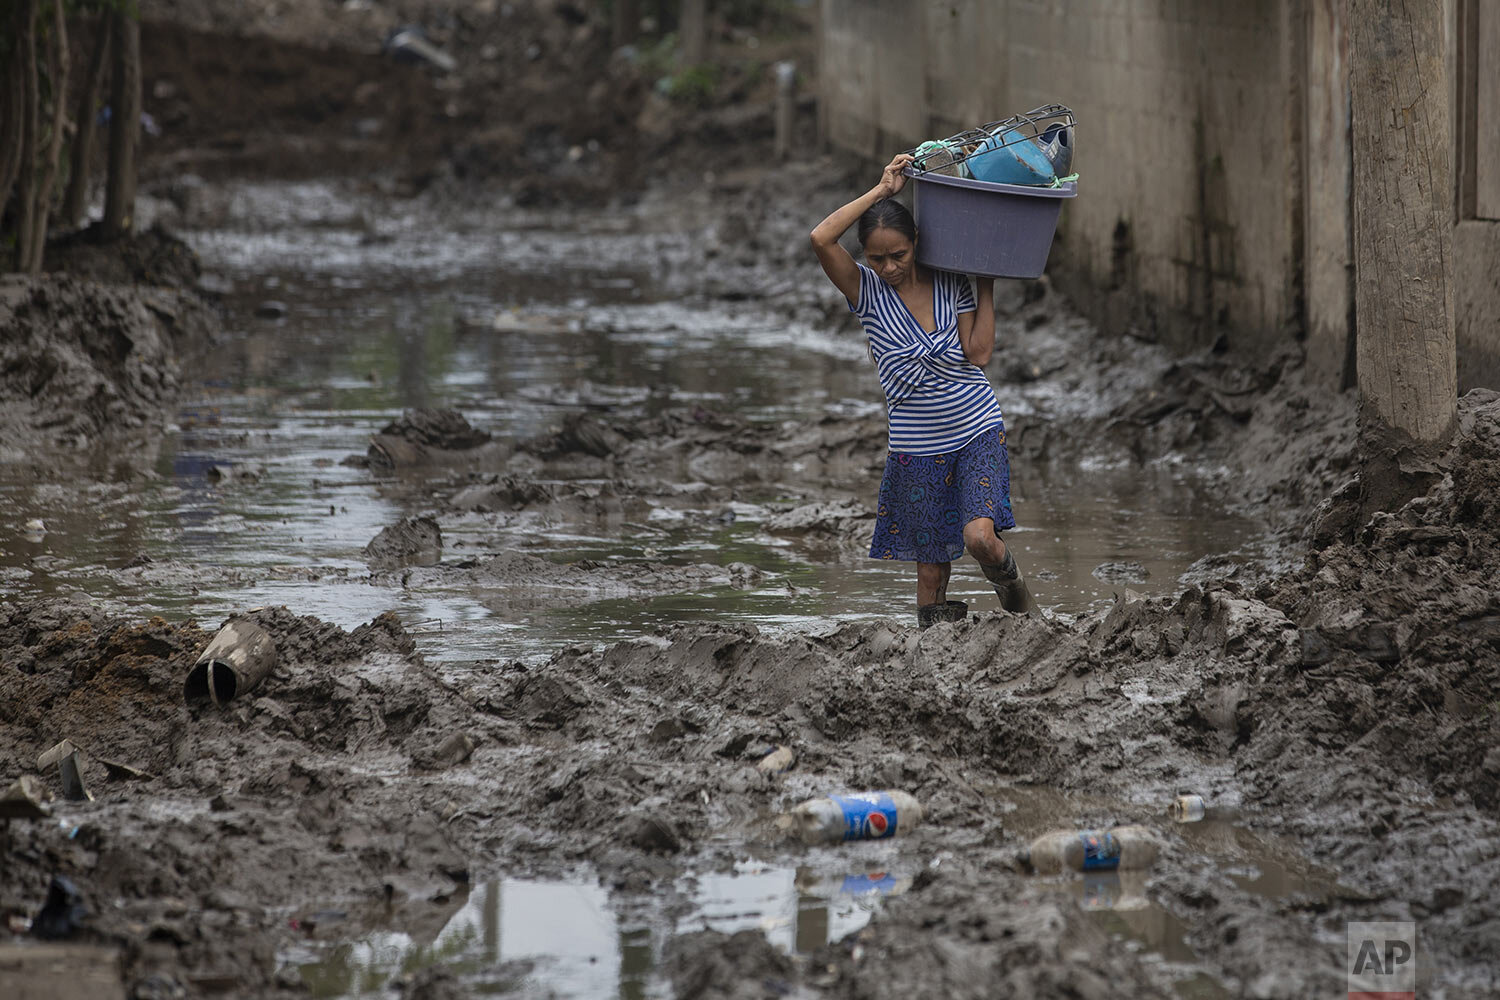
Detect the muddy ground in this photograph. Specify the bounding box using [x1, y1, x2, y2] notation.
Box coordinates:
[3, 2, 1498, 999]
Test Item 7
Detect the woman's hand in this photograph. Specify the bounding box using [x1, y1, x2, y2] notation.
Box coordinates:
[876, 153, 915, 198]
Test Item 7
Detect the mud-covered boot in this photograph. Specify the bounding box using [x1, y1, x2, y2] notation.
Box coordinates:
[917, 600, 969, 630]
[980, 550, 1037, 615]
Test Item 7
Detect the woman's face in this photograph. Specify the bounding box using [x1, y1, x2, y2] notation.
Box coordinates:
[863, 227, 916, 286]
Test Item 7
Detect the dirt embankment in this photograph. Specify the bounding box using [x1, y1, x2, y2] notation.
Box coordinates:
[0, 244, 218, 463]
[0, 604, 490, 995]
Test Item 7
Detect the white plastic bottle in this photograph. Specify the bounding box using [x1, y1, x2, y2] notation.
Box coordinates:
[1023, 825, 1160, 874]
[779, 791, 924, 845]
[1169, 794, 1206, 822]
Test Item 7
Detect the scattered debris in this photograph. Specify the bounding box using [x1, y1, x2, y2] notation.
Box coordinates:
[1022, 826, 1161, 873]
[754, 744, 794, 775]
[0, 776, 51, 819]
[184, 618, 278, 707]
[32, 875, 89, 940]
[37, 739, 81, 771]
[1170, 793, 1206, 823]
[58, 752, 93, 803]
[99, 759, 156, 783]
[384, 25, 457, 73]
[778, 791, 923, 845]
[37, 740, 93, 802]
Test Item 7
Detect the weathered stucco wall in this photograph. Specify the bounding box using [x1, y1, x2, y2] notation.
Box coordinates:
[1033, 1, 1310, 357]
[820, 0, 1305, 356]
[818, 0, 1498, 389]
[1455, 221, 1500, 391]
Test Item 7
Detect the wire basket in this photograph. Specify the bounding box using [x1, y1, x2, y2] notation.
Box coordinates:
[907, 105, 1075, 183]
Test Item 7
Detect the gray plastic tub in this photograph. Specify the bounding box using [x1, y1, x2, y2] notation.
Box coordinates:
[905, 168, 1077, 279]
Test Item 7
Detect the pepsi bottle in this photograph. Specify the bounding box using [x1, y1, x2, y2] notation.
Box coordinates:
[779, 791, 924, 845]
[1022, 825, 1160, 874]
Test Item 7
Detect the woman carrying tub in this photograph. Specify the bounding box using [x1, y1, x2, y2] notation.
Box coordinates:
[810, 152, 1036, 629]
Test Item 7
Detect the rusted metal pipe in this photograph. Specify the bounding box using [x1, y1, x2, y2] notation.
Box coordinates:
[185, 618, 277, 708]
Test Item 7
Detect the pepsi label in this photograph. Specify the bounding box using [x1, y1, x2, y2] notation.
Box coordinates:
[839, 872, 902, 896]
[1078, 831, 1121, 870]
[831, 792, 900, 841]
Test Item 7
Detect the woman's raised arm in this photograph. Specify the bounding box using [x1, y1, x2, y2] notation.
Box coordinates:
[810, 153, 914, 305]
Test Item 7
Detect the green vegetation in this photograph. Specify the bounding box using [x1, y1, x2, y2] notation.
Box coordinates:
[660, 62, 721, 105]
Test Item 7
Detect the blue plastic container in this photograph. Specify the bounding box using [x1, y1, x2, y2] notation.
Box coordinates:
[906, 168, 1076, 280]
[965, 128, 1057, 186]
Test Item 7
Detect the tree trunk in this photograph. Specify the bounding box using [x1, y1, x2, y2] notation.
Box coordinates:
[102, 10, 140, 239]
[62, 15, 111, 231]
[612, 0, 639, 48]
[679, 0, 706, 65]
[26, 0, 69, 273]
[14, 0, 39, 273]
[1349, 0, 1456, 507]
[0, 40, 26, 225]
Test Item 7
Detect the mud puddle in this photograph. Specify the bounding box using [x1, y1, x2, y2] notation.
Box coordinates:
[0, 179, 1271, 663]
[284, 788, 1343, 1000]
[1067, 818, 1348, 1000]
[286, 862, 903, 998]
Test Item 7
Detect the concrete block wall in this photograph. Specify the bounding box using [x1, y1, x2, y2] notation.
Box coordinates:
[819, 0, 1500, 389]
[1010, 0, 1302, 354]
[820, 0, 1306, 357]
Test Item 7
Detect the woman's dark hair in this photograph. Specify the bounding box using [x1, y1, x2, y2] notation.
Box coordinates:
[857, 198, 917, 247]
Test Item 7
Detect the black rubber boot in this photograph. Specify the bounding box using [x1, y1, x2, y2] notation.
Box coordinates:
[917, 600, 969, 629]
[980, 550, 1038, 615]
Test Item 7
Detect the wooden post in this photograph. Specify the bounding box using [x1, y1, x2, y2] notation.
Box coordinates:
[679, 0, 706, 66]
[102, 11, 140, 239]
[774, 61, 796, 161]
[1349, 0, 1456, 502]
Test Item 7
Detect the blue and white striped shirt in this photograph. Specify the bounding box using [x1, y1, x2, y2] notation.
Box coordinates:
[848, 263, 1003, 455]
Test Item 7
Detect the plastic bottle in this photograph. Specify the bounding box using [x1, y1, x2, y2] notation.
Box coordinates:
[1169, 794, 1206, 823]
[1022, 825, 1160, 874]
[778, 791, 923, 845]
[1167, 793, 1243, 824]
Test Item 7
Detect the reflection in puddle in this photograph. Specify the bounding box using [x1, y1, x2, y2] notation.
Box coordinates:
[290, 865, 907, 999]
[287, 819, 1338, 999]
[1061, 819, 1348, 1000]
[1175, 819, 1346, 900]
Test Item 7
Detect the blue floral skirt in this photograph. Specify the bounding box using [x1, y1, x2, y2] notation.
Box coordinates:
[869, 423, 1016, 563]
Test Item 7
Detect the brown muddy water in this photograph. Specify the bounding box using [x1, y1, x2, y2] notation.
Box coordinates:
[0, 181, 1268, 665]
[1, 180, 1298, 997]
